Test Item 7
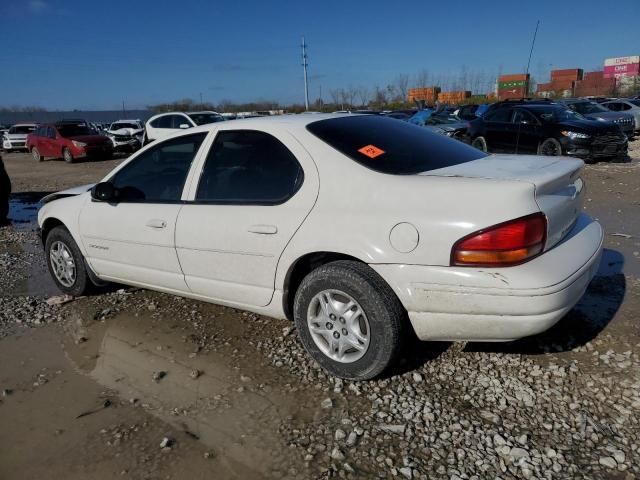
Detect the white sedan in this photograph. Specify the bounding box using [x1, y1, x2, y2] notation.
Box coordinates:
[38, 114, 603, 380]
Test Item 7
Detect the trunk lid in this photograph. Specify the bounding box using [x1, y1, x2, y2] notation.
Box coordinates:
[425, 154, 585, 249]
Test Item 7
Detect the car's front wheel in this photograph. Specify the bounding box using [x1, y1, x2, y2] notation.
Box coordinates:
[293, 260, 406, 380]
[45, 226, 92, 296]
[62, 147, 74, 163]
[31, 147, 43, 162]
[471, 136, 489, 153]
[538, 138, 562, 156]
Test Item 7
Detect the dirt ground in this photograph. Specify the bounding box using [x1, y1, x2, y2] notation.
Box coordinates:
[1, 146, 639, 480]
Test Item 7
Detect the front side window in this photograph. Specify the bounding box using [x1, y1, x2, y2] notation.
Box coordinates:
[47, 126, 56, 139]
[111, 133, 206, 202]
[171, 115, 191, 129]
[196, 130, 304, 204]
[512, 109, 537, 124]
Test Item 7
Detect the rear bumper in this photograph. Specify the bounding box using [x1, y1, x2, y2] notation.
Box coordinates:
[371, 213, 603, 342]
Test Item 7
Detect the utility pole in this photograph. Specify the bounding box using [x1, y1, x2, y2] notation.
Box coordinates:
[301, 36, 309, 111]
[525, 20, 540, 95]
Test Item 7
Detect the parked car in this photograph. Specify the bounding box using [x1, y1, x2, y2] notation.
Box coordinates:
[2, 123, 36, 152]
[468, 103, 628, 162]
[383, 112, 412, 121]
[0, 154, 10, 225]
[407, 109, 435, 126]
[423, 113, 469, 140]
[38, 114, 602, 380]
[27, 121, 113, 163]
[455, 104, 490, 121]
[558, 99, 634, 138]
[144, 111, 225, 143]
[105, 119, 144, 152]
[601, 99, 640, 133]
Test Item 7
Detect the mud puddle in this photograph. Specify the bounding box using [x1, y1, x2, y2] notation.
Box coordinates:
[7, 192, 43, 230]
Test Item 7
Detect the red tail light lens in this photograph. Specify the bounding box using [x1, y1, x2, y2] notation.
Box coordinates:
[452, 213, 547, 267]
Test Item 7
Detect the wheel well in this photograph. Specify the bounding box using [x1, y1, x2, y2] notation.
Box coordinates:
[41, 217, 64, 245]
[282, 252, 364, 321]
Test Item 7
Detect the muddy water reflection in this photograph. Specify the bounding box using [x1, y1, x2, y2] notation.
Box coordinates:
[66, 313, 311, 477]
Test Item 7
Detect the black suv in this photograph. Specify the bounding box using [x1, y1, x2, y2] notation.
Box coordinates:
[467, 103, 628, 161]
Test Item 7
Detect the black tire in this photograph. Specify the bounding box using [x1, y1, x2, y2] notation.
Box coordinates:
[62, 147, 74, 163]
[538, 138, 562, 156]
[31, 147, 43, 162]
[45, 226, 92, 296]
[293, 260, 407, 380]
[471, 136, 488, 153]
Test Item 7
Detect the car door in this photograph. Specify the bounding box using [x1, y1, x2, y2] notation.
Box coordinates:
[175, 127, 318, 307]
[512, 109, 541, 154]
[481, 108, 513, 152]
[78, 132, 208, 291]
[41, 126, 58, 157]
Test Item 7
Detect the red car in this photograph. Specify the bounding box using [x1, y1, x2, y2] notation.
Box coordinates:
[27, 121, 113, 163]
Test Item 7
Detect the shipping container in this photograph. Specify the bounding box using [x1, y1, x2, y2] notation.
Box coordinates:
[603, 63, 640, 78]
[498, 80, 527, 89]
[498, 73, 530, 82]
[605, 55, 640, 67]
[550, 68, 583, 80]
[583, 71, 604, 81]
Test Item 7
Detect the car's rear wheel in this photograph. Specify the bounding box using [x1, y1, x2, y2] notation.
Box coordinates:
[31, 147, 43, 162]
[62, 147, 74, 163]
[45, 226, 92, 297]
[538, 138, 562, 156]
[471, 136, 488, 153]
[293, 260, 407, 380]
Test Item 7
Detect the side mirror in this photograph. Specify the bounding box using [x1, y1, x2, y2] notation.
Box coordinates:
[92, 182, 116, 202]
[179, 123, 190, 129]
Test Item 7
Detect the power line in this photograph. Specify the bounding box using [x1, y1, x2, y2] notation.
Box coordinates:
[301, 36, 310, 111]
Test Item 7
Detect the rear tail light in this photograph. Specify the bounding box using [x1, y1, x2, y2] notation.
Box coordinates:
[452, 213, 547, 267]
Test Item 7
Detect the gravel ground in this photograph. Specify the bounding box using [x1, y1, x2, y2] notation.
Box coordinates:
[0, 147, 639, 479]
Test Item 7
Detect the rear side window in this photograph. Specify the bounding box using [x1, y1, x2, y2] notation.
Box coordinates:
[484, 108, 512, 122]
[196, 130, 303, 204]
[306, 115, 485, 175]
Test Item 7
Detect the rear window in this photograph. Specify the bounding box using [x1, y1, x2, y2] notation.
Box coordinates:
[306, 115, 485, 175]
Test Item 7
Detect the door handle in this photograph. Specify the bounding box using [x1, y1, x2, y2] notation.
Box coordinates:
[146, 219, 167, 229]
[248, 225, 278, 235]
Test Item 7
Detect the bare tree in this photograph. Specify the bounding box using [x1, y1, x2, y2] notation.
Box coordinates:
[339, 88, 349, 109]
[371, 86, 388, 107]
[329, 89, 342, 108]
[415, 69, 429, 88]
[395, 74, 410, 101]
[356, 86, 370, 107]
[346, 86, 357, 108]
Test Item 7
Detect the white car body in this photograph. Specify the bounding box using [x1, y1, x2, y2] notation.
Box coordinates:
[3, 123, 37, 151]
[106, 119, 144, 151]
[144, 111, 224, 143]
[38, 114, 602, 346]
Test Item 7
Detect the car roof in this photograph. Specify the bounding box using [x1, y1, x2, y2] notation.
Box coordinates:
[112, 119, 141, 123]
[186, 110, 221, 115]
[162, 113, 355, 134]
[11, 123, 37, 127]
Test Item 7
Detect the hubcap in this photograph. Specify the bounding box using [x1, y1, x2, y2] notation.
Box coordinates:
[307, 290, 370, 363]
[32, 149, 39, 160]
[49, 241, 76, 287]
[543, 141, 559, 156]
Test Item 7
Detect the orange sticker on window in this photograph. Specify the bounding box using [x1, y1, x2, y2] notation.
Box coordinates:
[358, 144, 385, 158]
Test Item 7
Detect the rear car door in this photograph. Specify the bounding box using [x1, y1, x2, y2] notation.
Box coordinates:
[482, 108, 513, 152]
[175, 127, 318, 307]
[42, 126, 58, 157]
[78, 132, 207, 291]
[512, 109, 541, 154]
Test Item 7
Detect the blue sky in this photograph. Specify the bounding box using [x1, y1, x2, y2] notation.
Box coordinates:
[1, 0, 638, 110]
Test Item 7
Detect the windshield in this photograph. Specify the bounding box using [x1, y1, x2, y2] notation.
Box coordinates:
[9, 125, 35, 134]
[57, 124, 94, 137]
[531, 106, 587, 123]
[630, 100, 640, 108]
[307, 115, 486, 175]
[568, 102, 608, 114]
[110, 122, 140, 130]
[188, 113, 224, 126]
